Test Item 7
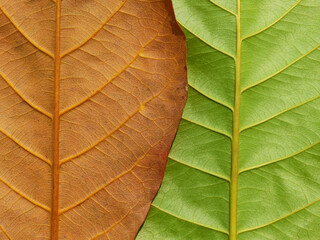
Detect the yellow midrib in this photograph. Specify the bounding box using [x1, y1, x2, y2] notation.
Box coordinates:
[51, 0, 61, 239]
[229, 0, 241, 240]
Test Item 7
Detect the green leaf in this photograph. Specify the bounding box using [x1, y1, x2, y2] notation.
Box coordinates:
[137, 0, 320, 239]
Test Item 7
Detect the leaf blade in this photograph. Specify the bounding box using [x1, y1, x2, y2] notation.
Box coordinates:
[138, 0, 320, 239]
[0, 0, 187, 239]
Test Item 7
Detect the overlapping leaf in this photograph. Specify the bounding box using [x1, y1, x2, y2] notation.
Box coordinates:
[138, 0, 320, 239]
[0, 0, 187, 239]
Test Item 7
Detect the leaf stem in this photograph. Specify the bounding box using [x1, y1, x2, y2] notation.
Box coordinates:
[51, 0, 61, 239]
[230, 0, 241, 239]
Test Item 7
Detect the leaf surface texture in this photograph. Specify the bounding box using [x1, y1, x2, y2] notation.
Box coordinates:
[0, 0, 187, 239]
[137, 0, 320, 239]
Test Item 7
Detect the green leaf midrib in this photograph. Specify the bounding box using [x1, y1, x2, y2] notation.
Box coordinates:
[229, 0, 241, 239]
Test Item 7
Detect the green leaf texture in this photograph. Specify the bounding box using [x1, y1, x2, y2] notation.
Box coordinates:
[137, 0, 320, 239]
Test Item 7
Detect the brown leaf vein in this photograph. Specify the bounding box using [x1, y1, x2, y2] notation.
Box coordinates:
[0, 8, 54, 58]
[60, 76, 171, 164]
[60, 0, 128, 58]
[0, 224, 12, 240]
[0, 73, 52, 118]
[91, 203, 138, 240]
[0, 129, 51, 165]
[0, 177, 50, 212]
[59, 27, 162, 116]
[60, 140, 159, 214]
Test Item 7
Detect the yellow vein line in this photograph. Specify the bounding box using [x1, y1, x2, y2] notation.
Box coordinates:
[0, 73, 52, 118]
[60, 0, 128, 58]
[238, 198, 320, 234]
[0, 225, 12, 240]
[60, 143, 156, 214]
[169, 156, 231, 182]
[242, 0, 302, 41]
[241, 44, 320, 93]
[59, 19, 166, 116]
[9, 207, 37, 238]
[208, 0, 237, 16]
[60, 76, 170, 164]
[90, 204, 138, 240]
[239, 141, 320, 174]
[60, 46, 145, 115]
[12, 222, 48, 240]
[182, 117, 232, 139]
[229, 0, 241, 239]
[240, 95, 320, 132]
[0, 129, 51, 165]
[0, 177, 50, 211]
[189, 83, 234, 111]
[152, 204, 229, 235]
[60, 102, 140, 164]
[178, 21, 236, 60]
[0, 8, 54, 58]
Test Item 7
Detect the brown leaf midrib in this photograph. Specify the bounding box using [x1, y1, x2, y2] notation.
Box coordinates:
[51, 0, 61, 239]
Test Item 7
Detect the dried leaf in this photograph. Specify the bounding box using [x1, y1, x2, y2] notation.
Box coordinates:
[0, 0, 187, 239]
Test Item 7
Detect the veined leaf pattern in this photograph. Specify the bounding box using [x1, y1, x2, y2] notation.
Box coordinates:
[0, 0, 187, 239]
[137, 0, 320, 239]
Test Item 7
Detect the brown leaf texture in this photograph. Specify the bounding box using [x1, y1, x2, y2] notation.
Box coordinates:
[0, 0, 187, 239]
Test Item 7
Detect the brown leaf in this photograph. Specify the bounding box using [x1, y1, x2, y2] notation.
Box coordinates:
[0, 0, 187, 239]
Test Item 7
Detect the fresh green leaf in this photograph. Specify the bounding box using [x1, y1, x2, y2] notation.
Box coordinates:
[137, 0, 320, 239]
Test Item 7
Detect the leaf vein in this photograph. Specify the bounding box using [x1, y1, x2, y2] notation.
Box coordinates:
[60, 0, 128, 58]
[151, 204, 229, 235]
[0, 73, 52, 118]
[0, 129, 51, 166]
[239, 141, 320, 173]
[169, 156, 230, 182]
[238, 198, 320, 234]
[208, 0, 237, 16]
[0, 8, 54, 58]
[182, 116, 232, 139]
[242, 0, 302, 40]
[178, 21, 236, 60]
[60, 142, 157, 214]
[240, 94, 320, 132]
[241, 44, 320, 93]
[60, 19, 165, 116]
[0, 224, 12, 240]
[60, 72, 171, 163]
[90, 203, 138, 240]
[0, 177, 50, 212]
[189, 83, 234, 111]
